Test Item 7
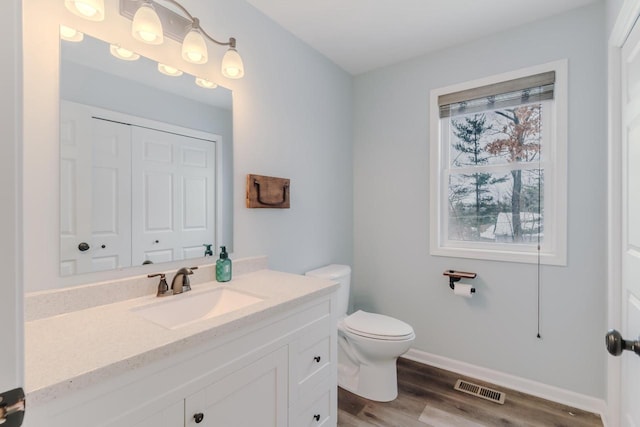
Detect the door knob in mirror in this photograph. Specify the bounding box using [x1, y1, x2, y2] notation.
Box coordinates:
[605, 329, 640, 356]
[78, 242, 90, 252]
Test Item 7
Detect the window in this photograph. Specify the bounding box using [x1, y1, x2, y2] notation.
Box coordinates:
[429, 61, 567, 265]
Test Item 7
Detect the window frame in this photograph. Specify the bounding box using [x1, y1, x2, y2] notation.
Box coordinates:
[429, 60, 568, 265]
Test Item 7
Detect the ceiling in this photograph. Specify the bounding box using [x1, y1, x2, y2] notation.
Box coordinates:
[245, 0, 599, 75]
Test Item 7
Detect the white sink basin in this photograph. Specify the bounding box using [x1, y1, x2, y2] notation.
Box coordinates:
[131, 287, 264, 329]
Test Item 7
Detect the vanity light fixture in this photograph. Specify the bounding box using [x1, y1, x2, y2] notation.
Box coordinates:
[131, 1, 164, 45]
[109, 44, 141, 61]
[64, 0, 105, 21]
[60, 25, 84, 42]
[121, 0, 245, 79]
[181, 19, 207, 64]
[158, 63, 183, 77]
[221, 46, 245, 79]
[195, 77, 217, 89]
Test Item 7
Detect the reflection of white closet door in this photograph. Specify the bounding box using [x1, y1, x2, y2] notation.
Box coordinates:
[90, 118, 132, 272]
[131, 127, 215, 265]
[60, 102, 93, 276]
[59, 101, 132, 274]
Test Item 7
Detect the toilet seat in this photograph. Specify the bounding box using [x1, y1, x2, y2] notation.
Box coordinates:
[343, 310, 415, 341]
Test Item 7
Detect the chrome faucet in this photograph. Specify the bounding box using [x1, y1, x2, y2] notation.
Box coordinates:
[171, 266, 198, 294]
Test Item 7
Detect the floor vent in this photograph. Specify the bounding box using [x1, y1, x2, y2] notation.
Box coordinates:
[454, 379, 506, 404]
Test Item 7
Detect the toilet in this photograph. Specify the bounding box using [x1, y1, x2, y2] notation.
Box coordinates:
[306, 264, 415, 402]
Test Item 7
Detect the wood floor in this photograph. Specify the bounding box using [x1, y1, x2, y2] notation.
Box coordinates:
[337, 358, 603, 427]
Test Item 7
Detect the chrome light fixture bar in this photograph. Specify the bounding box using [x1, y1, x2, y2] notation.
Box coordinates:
[119, 0, 245, 78]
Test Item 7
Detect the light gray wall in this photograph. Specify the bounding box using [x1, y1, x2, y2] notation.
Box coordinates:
[353, 3, 606, 398]
[199, 1, 354, 273]
[606, 0, 624, 35]
[60, 62, 233, 139]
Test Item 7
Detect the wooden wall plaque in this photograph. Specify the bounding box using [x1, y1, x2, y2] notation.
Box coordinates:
[246, 174, 290, 208]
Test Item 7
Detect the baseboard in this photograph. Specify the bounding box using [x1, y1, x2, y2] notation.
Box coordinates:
[402, 349, 607, 425]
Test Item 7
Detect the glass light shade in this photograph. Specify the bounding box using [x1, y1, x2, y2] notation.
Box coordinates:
[195, 77, 218, 89]
[131, 2, 164, 45]
[182, 28, 208, 64]
[109, 45, 140, 61]
[64, 0, 104, 21]
[158, 63, 183, 77]
[60, 25, 84, 42]
[221, 48, 245, 79]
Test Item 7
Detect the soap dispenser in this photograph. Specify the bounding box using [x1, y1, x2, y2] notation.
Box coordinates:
[216, 246, 232, 282]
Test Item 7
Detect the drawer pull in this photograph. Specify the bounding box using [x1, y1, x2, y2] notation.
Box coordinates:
[313, 413, 321, 421]
[193, 413, 204, 423]
[313, 356, 321, 363]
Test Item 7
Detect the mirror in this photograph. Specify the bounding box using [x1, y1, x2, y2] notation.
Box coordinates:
[59, 32, 233, 277]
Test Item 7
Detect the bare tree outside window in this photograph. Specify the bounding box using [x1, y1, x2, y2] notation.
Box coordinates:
[447, 103, 543, 244]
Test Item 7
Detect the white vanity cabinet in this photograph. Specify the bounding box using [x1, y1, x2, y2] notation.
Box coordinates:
[26, 289, 337, 427]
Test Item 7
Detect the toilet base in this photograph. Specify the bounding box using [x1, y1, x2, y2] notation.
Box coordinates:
[337, 359, 399, 402]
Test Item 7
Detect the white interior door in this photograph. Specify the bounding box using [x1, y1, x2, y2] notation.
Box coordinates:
[617, 17, 640, 427]
[59, 101, 93, 275]
[0, 0, 22, 405]
[59, 102, 132, 275]
[131, 126, 215, 266]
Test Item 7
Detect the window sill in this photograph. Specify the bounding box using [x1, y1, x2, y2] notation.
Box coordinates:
[430, 246, 566, 266]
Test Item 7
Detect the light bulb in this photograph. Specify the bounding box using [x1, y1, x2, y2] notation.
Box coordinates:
[158, 63, 183, 77]
[64, 0, 104, 21]
[132, 2, 164, 45]
[60, 25, 84, 42]
[182, 28, 208, 64]
[195, 77, 217, 89]
[221, 48, 245, 79]
[109, 44, 140, 61]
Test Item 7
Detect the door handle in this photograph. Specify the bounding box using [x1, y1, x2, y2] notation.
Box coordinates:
[78, 242, 90, 252]
[605, 329, 640, 357]
[0, 387, 25, 427]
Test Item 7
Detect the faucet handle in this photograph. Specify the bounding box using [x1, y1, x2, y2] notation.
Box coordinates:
[183, 267, 199, 292]
[148, 273, 171, 297]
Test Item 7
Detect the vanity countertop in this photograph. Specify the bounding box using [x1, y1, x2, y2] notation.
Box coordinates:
[25, 269, 338, 406]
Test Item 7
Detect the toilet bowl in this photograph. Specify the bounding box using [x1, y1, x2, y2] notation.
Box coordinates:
[305, 265, 415, 402]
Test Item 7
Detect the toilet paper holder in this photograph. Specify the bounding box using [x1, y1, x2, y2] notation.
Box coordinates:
[443, 270, 477, 293]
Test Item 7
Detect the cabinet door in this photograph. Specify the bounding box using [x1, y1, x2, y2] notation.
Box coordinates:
[184, 347, 288, 427]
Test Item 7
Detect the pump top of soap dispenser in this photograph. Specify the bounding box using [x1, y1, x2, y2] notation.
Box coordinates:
[203, 244, 213, 257]
[219, 246, 228, 259]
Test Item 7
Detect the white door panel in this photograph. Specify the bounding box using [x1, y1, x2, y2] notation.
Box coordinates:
[59, 101, 96, 275]
[132, 127, 215, 266]
[90, 118, 132, 272]
[618, 17, 640, 427]
[59, 103, 132, 275]
[0, 0, 22, 399]
[60, 102, 217, 273]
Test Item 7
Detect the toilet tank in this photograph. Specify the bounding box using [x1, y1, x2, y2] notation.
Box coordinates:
[305, 264, 351, 317]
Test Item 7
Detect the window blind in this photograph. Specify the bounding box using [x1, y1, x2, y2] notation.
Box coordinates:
[438, 71, 555, 118]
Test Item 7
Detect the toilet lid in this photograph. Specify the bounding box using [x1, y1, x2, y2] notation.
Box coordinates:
[344, 310, 414, 340]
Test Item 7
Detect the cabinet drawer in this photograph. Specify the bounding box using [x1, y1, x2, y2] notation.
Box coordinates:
[293, 379, 335, 427]
[291, 314, 332, 389]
